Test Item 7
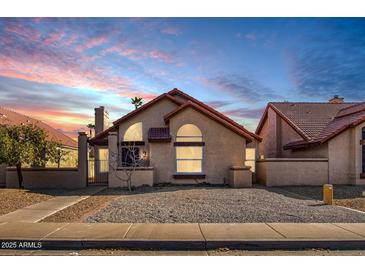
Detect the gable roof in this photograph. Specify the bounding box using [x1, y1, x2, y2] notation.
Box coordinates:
[89, 93, 182, 143]
[89, 88, 261, 144]
[168, 88, 262, 141]
[0, 107, 77, 148]
[257, 101, 365, 150]
[164, 100, 255, 142]
[256, 102, 356, 141]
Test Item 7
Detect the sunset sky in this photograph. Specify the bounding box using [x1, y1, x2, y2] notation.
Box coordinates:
[0, 18, 364, 138]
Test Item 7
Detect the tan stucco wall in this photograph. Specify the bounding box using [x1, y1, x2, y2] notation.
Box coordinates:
[229, 166, 252, 188]
[108, 167, 154, 188]
[3, 133, 88, 189]
[6, 168, 82, 189]
[167, 107, 247, 184]
[118, 98, 179, 161]
[258, 107, 328, 158]
[115, 99, 249, 185]
[328, 122, 365, 185]
[256, 158, 328, 186]
[355, 122, 365, 185]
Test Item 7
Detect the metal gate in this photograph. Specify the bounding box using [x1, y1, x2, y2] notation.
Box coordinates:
[88, 159, 108, 186]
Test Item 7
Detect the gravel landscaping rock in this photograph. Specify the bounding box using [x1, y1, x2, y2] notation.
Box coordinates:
[276, 185, 365, 213]
[85, 185, 365, 223]
[42, 188, 123, 223]
[0, 189, 62, 216]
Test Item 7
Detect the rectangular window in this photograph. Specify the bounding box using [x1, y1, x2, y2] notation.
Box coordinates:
[245, 148, 256, 172]
[176, 146, 203, 173]
[98, 148, 109, 172]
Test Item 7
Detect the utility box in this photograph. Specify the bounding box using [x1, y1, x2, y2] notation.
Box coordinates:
[323, 184, 333, 205]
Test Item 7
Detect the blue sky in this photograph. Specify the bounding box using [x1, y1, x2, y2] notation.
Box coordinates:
[0, 18, 364, 137]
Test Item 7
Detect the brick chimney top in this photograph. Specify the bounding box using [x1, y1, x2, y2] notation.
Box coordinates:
[329, 95, 344, 104]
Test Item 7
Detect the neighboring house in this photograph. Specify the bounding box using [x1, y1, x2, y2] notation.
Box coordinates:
[0, 107, 78, 186]
[255, 96, 365, 186]
[89, 88, 261, 187]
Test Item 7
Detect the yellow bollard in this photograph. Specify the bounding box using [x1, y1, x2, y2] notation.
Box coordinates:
[323, 184, 333, 205]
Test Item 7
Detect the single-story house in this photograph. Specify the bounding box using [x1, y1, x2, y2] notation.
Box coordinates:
[255, 96, 365, 186]
[0, 107, 78, 187]
[89, 88, 261, 187]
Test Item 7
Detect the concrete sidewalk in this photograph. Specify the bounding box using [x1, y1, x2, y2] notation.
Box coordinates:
[0, 187, 105, 223]
[0, 222, 364, 250]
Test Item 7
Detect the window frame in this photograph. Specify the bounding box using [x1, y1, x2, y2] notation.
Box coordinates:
[175, 124, 204, 174]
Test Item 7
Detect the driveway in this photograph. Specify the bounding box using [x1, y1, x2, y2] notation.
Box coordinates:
[86, 185, 365, 223]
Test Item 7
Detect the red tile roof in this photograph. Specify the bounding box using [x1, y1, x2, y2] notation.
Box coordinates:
[148, 127, 171, 142]
[164, 100, 255, 142]
[168, 88, 262, 141]
[89, 93, 182, 143]
[89, 88, 261, 144]
[256, 102, 356, 140]
[264, 102, 365, 150]
[0, 107, 77, 148]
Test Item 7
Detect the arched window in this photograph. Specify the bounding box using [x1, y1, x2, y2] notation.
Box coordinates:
[362, 127, 365, 173]
[176, 124, 202, 142]
[121, 122, 143, 167]
[123, 122, 143, 141]
[175, 124, 203, 173]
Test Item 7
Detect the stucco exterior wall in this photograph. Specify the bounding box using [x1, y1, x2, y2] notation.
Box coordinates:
[256, 158, 328, 186]
[328, 122, 365, 185]
[4, 132, 88, 189]
[108, 167, 154, 188]
[167, 107, 247, 184]
[328, 129, 353, 185]
[6, 168, 81, 189]
[118, 98, 179, 161]
[258, 107, 328, 159]
[355, 121, 365, 185]
[149, 142, 174, 183]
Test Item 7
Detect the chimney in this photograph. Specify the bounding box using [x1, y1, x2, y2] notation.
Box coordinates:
[329, 95, 344, 104]
[94, 106, 109, 135]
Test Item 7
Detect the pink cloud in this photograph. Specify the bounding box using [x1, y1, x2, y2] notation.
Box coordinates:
[162, 27, 181, 36]
[42, 31, 65, 46]
[0, 51, 155, 99]
[103, 44, 140, 58]
[149, 50, 173, 63]
[5, 23, 41, 42]
[75, 36, 109, 52]
[59, 33, 79, 47]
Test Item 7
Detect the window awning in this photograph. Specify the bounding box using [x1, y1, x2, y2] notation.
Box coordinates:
[148, 127, 171, 142]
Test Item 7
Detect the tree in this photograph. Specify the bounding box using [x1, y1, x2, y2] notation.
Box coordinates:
[49, 147, 71, 168]
[0, 125, 60, 188]
[131, 97, 143, 109]
[86, 123, 95, 137]
[108, 142, 147, 191]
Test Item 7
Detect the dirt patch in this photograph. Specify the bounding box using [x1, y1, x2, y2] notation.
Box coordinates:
[41, 188, 122, 222]
[335, 198, 365, 213]
[0, 189, 61, 216]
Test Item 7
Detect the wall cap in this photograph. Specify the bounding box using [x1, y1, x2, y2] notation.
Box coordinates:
[6, 167, 78, 172]
[117, 166, 154, 171]
[257, 158, 328, 162]
[230, 166, 251, 170]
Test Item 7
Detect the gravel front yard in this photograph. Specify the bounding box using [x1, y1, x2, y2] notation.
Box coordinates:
[0, 189, 62, 216]
[85, 185, 365, 223]
[42, 188, 123, 222]
[277, 185, 365, 213]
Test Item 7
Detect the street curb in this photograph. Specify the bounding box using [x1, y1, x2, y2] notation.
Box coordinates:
[2, 239, 365, 251]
